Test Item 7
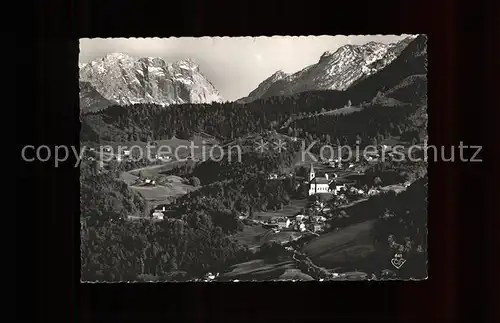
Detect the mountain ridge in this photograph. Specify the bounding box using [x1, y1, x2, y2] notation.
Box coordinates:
[79, 53, 223, 113]
[238, 35, 418, 103]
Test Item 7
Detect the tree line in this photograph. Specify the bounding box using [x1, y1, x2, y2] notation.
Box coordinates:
[80, 90, 351, 142]
[285, 104, 422, 149]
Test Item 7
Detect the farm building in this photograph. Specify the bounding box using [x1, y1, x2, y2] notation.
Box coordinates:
[152, 212, 164, 220]
[277, 217, 291, 229]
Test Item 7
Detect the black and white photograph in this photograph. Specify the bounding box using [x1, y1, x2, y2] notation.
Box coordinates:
[79, 35, 428, 282]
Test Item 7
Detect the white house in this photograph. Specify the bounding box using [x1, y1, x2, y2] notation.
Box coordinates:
[277, 217, 291, 229]
[295, 214, 306, 222]
[123, 150, 131, 156]
[158, 155, 171, 161]
[205, 272, 219, 280]
[268, 173, 278, 180]
[312, 215, 327, 222]
[295, 222, 306, 232]
[152, 212, 164, 220]
[307, 164, 334, 196]
[155, 206, 167, 212]
[350, 187, 365, 195]
[334, 184, 347, 195]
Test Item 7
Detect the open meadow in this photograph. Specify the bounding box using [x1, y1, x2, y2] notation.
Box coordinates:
[119, 171, 197, 207]
[251, 199, 308, 221]
[129, 183, 197, 207]
[232, 224, 305, 249]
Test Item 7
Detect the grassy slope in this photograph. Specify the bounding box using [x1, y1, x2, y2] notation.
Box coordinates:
[232, 224, 304, 249]
[302, 219, 377, 269]
[220, 258, 313, 281]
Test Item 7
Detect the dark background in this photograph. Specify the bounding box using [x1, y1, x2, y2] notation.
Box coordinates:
[16, 0, 498, 321]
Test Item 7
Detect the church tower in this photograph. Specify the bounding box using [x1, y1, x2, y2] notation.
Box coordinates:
[309, 163, 315, 181]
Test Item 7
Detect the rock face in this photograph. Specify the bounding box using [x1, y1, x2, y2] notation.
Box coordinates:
[79, 53, 223, 113]
[237, 70, 288, 104]
[79, 81, 115, 113]
[238, 35, 418, 103]
[345, 34, 427, 105]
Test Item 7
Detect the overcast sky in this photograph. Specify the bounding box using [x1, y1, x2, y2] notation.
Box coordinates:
[80, 35, 412, 101]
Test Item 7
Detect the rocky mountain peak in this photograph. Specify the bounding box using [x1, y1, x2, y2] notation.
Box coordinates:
[238, 37, 417, 102]
[79, 54, 222, 113]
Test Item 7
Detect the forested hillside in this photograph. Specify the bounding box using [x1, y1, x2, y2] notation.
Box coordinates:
[372, 175, 428, 278]
[168, 148, 298, 185]
[286, 103, 423, 147]
[80, 149, 300, 281]
[80, 161, 146, 225]
[345, 34, 427, 105]
[79, 35, 428, 281]
[81, 217, 251, 281]
[80, 36, 426, 145]
[320, 175, 428, 278]
[81, 90, 349, 142]
[80, 161, 255, 281]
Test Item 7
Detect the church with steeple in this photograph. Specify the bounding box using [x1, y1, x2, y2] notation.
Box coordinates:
[307, 163, 334, 196]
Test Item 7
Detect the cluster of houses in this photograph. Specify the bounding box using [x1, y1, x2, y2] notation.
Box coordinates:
[265, 214, 326, 233]
[264, 201, 329, 234]
[263, 183, 381, 235]
[100, 146, 173, 163]
[267, 172, 294, 180]
[151, 206, 166, 220]
[364, 144, 406, 162]
[203, 272, 219, 281]
[322, 157, 359, 171]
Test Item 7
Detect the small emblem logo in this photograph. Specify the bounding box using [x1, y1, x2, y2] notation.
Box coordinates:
[391, 253, 406, 269]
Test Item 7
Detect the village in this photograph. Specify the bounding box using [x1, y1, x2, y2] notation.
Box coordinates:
[147, 142, 415, 241]
[81, 135, 419, 259]
[78, 35, 428, 283]
[80, 136, 422, 282]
